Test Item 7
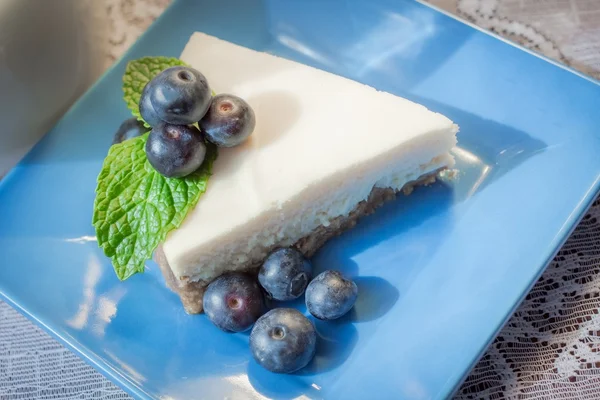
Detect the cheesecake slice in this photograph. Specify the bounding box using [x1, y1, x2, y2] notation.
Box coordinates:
[156, 33, 458, 313]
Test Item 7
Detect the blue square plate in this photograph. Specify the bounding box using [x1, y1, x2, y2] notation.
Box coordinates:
[1, 1, 600, 399]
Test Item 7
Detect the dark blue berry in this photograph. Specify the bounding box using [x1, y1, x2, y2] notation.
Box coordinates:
[203, 272, 265, 333]
[148, 66, 211, 125]
[305, 270, 358, 320]
[139, 82, 162, 127]
[145, 123, 206, 178]
[250, 308, 316, 373]
[258, 248, 312, 301]
[199, 94, 255, 147]
[112, 118, 146, 145]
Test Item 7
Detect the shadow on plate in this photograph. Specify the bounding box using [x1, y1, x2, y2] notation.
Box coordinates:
[314, 180, 454, 270]
[349, 276, 400, 323]
[298, 314, 359, 377]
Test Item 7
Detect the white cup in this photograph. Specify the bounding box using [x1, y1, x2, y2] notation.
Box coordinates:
[0, 0, 109, 177]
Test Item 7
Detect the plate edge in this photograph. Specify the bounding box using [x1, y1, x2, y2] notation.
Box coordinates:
[443, 174, 600, 399]
[416, 0, 600, 87]
[0, 1, 186, 399]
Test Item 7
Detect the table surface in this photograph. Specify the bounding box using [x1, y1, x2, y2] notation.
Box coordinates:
[1, 0, 600, 399]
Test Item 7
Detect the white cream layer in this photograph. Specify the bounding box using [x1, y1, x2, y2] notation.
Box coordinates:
[162, 33, 458, 282]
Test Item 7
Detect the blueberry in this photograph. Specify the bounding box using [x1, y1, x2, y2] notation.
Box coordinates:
[148, 66, 211, 125]
[258, 248, 312, 301]
[250, 308, 316, 373]
[112, 118, 146, 145]
[305, 270, 358, 320]
[203, 272, 265, 332]
[145, 123, 206, 178]
[199, 94, 255, 147]
[138, 82, 162, 127]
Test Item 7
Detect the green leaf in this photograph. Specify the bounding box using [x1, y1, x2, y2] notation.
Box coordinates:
[93, 134, 218, 280]
[122, 57, 188, 126]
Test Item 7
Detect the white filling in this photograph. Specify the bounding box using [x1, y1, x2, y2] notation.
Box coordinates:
[162, 33, 458, 282]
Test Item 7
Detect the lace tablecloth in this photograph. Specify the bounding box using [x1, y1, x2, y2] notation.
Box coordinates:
[1, 0, 600, 399]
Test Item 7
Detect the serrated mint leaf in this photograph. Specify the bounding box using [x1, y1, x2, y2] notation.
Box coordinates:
[93, 133, 217, 280]
[122, 57, 188, 126]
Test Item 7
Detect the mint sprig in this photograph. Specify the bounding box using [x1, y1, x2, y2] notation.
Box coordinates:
[93, 134, 217, 280]
[123, 57, 188, 126]
[92, 56, 218, 280]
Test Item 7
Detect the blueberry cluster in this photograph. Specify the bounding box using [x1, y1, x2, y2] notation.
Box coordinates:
[202, 247, 358, 374]
[129, 65, 255, 178]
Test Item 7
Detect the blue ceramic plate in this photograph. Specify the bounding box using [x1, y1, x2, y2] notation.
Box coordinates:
[1, 1, 600, 399]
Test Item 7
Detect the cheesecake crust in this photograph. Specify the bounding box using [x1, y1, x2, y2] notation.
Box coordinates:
[155, 170, 440, 314]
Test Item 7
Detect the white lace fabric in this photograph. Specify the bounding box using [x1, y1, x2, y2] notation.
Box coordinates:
[1, 0, 600, 398]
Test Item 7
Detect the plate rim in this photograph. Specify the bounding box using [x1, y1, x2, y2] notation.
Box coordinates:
[416, 0, 599, 87]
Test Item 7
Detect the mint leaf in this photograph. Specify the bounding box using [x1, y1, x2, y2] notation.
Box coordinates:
[123, 57, 188, 126]
[93, 134, 217, 280]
